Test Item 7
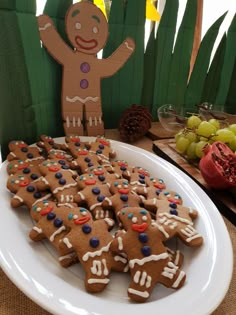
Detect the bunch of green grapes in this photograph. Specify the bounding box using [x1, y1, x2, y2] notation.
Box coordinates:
[175, 115, 236, 160]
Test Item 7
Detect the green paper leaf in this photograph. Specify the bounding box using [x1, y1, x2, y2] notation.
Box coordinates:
[0, 3, 37, 159]
[185, 12, 227, 112]
[201, 33, 226, 105]
[215, 13, 236, 108]
[166, 0, 197, 114]
[141, 27, 156, 111]
[152, 0, 179, 120]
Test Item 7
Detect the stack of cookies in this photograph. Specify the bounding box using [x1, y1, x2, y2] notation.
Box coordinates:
[5, 135, 203, 302]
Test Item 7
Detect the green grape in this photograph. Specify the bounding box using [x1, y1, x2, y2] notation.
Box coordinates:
[228, 124, 236, 135]
[186, 142, 197, 159]
[176, 136, 190, 154]
[229, 136, 236, 151]
[175, 130, 184, 142]
[196, 121, 216, 138]
[184, 130, 197, 143]
[208, 118, 220, 130]
[195, 140, 208, 158]
[186, 115, 202, 129]
[213, 128, 235, 143]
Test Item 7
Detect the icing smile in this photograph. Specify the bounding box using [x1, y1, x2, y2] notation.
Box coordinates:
[132, 222, 148, 233]
[75, 35, 98, 50]
[74, 216, 90, 225]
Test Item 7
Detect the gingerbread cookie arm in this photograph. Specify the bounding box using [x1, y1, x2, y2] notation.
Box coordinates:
[100, 37, 135, 77]
[37, 15, 72, 64]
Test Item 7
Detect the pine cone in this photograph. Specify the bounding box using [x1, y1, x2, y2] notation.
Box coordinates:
[118, 104, 152, 143]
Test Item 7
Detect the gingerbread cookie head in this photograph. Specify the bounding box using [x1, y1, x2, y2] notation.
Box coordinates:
[7, 140, 43, 162]
[39, 159, 71, 176]
[109, 179, 130, 195]
[159, 190, 183, 205]
[6, 160, 41, 181]
[118, 207, 152, 232]
[65, 1, 108, 55]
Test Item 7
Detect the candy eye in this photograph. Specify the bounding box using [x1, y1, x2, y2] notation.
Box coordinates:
[92, 26, 98, 34]
[73, 215, 78, 219]
[75, 22, 81, 30]
[142, 216, 147, 221]
[132, 217, 138, 223]
[127, 213, 133, 219]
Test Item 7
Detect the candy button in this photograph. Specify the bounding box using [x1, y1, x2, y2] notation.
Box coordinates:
[80, 79, 89, 89]
[84, 157, 91, 162]
[75, 142, 80, 147]
[99, 144, 104, 149]
[62, 165, 69, 169]
[27, 185, 35, 192]
[139, 174, 145, 179]
[34, 191, 42, 199]
[82, 224, 92, 234]
[98, 175, 105, 182]
[55, 172, 62, 179]
[58, 160, 66, 165]
[30, 174, 38, 180]
[23, 167, 30, 174]
[169, 202, 177, 209]
[120, 194, 128, 202]
[138, 233, 148, 243]
[54, 218, 63, 227]
[97, 195, 105, 202]
[59, 178, 66, 185]
[47, 212, 56, 220]
[170, 209, 178, 216]
[120, 166, 127, 171]
[96, 149, 102, 154]
[21, 147, 28, 152]
[141, 245, 151, 256]
[80, 62, 90, 73]
[92, 187, 100, 195]
[27, 153, 33, 159]
[90, 237, 99, 248]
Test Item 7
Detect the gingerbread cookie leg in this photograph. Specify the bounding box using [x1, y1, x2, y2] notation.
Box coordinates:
[62, 99, 84, 135]
[84, 100, 104, 136]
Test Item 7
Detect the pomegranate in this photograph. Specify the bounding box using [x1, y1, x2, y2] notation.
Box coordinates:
[199, 141, 236, 190]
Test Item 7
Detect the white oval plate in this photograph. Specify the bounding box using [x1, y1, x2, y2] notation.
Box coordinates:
[0, 138, 233, 315]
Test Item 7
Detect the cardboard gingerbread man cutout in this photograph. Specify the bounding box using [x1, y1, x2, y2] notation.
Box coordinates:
[38, 1, 135, 136]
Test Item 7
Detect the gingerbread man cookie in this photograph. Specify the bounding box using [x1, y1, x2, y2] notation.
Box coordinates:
[59, 207, 127, 293]
[154, 200, 203, 247]
[7, 140, 44, 164]
[6, 159, 42, 181]
[102, 179, 142, 219]
[6, 174, 52, 211]
[29, 201, 78, 267]
[35, 160, 78, 204]
[110, 207, 186, 302]
[38, 1, 135, 136]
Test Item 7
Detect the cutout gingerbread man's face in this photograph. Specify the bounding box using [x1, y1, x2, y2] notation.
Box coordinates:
[65, 2, 108, 55]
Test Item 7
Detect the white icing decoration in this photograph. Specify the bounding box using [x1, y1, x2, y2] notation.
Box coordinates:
[82, 242, 111, 262]
[128, 288, 149, 298]
[58, 252, 76, 261]
[66, 96, 99, 103]
[87, 278, 109, 284]
[33, 226, 42, 234]
[49, 226, 66, 242]
[53, 182, 77, 194]
[129, 252, 169, 268]
[39, 22, 52, 31]
[172, 270, 185, 288]
[63, 237, 73, 248]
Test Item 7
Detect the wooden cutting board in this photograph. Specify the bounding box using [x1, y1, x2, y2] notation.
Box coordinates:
[152, 139, 236, 226]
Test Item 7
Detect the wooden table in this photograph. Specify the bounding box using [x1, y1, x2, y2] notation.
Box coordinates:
[0, 130, 235, 315]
